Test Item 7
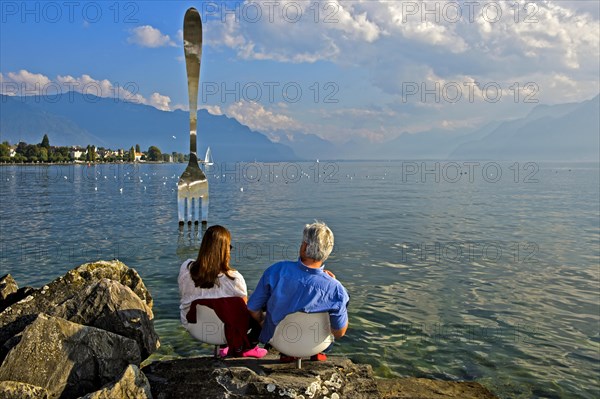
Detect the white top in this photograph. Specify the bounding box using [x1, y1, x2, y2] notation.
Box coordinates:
[178, 259, 247, 325]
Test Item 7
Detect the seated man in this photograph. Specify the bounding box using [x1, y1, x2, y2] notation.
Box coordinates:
[248, 221, 349, 360]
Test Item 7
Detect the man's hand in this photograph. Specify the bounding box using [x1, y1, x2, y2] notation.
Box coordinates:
[332, 322, 348, 338]
[249, 309, 265, 327]
[324, 269, 336, 279]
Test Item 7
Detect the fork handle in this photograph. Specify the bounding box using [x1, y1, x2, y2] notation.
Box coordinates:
[184, 8, 202, 164]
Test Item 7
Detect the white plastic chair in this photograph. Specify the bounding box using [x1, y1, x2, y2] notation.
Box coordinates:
[185, 305, 227, 357]
[269, 312, 334, 369]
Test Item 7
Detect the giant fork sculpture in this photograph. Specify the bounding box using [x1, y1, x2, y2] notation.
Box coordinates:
[177, 7, 208, 225]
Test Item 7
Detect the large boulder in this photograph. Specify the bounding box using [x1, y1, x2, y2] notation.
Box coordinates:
[0, 314, 141, 399]
[0, 260, 154, 354]
[53, 278, 159, 359]
[79, 364, 152, 399]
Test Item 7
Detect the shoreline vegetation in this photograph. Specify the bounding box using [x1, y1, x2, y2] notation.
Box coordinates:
[0, 260, 499, 398]
[0, 134, 188, 165]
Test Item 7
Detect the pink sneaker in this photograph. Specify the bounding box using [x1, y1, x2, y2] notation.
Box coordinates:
[218, 347, 229, 357]
[242, 346, 268, 358]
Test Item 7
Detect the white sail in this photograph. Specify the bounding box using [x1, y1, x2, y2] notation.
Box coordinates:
[204, 147, 214, 166]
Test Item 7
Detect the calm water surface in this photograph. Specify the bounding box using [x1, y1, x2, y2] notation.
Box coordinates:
[0, 161, 598, 399]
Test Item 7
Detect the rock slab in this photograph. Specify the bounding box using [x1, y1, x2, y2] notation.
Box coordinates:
[143, 354, 499, 399]
[143, 354, 382, 399]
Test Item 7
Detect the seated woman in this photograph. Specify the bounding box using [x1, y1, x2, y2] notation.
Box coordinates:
[178, 225, 266, 358]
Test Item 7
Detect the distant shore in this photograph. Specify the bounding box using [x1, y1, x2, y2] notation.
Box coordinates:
[0, 161, 185, 166]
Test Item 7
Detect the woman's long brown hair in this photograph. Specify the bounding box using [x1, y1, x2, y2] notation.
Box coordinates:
[189, 225, 235, 288]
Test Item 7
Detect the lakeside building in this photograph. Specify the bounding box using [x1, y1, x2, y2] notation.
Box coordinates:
[69, 147, 87, 160]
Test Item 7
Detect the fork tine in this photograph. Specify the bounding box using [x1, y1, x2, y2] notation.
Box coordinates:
[194, 197, 200, 224]
[201, 195, 209, 223]
[186, 197, 193, 224]
[178, 196, 186, 224]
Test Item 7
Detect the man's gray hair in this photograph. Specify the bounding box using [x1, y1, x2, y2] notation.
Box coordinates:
[303, 221, 334, 261]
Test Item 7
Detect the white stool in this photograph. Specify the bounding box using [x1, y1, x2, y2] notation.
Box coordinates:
[269, 312, 334, 369]
[185, 305, 227, 357]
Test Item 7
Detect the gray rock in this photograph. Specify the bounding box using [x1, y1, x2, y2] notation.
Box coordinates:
[0, 314, 141, 399]
[0, 275, 34, 315]
[0, 274, 18, 300]
[78, 364, 153, 399]
[53, 278, 159, 359]
[0, 380, 50, 399]
[0, 260, 153, 351]
[0, 286, 36, 313]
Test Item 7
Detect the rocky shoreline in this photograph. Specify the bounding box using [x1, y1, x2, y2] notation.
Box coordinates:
[0, 261, 498, 398]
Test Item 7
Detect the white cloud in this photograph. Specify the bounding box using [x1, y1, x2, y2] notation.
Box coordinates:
[1, 70, 173, 111]
[56, 74, 147, 104]
[205, 0, 598, 105]
[128, 25, 176, 48]
[148, 92, 172, 111]
[224, 101, 302, 133]
[1, 70, 52, 95]
[200, 105, 223, 115]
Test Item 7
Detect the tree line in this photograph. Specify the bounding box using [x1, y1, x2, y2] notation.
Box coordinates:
[0, 135, 189, 164]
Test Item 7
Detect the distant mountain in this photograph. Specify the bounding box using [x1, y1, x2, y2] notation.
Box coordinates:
[268, 130, 337, 160]
[325, 95, 598, 161]
[373, 123, 500, 160]
[0, 96, 105, 147]
[450, 95, 600, 160]
[323, 122, 500, 160]
[0, 93, 297, 162]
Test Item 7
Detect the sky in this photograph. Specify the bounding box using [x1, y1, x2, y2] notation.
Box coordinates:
[1, 0, 599, 144]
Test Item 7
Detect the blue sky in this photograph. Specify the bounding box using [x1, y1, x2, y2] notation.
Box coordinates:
[1, 1, 599, 144]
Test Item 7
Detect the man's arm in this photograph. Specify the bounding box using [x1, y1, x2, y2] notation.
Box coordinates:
[329, 284, 350, 339]
[247, 271, 270, 327]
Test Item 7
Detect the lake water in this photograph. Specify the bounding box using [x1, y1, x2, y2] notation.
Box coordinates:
[0, 161, 598, 398]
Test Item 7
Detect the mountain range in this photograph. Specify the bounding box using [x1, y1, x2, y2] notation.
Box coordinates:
[1, 93, 598, 161]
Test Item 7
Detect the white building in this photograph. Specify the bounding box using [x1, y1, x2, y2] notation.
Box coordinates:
[70, 147, 87, 160]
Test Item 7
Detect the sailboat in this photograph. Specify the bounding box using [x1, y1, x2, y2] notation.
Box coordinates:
[202, 146, 214, 166]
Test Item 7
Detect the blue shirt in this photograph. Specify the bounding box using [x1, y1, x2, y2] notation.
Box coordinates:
[247, 259, 350, 343]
